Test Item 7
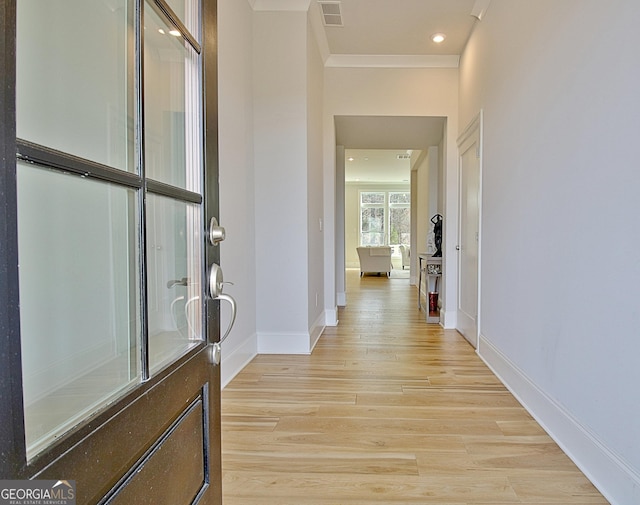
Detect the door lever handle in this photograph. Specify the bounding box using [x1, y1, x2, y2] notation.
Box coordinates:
[215, 293, 236, 344]
[210, 293, 236, 366]
[208, 263, 237, 365]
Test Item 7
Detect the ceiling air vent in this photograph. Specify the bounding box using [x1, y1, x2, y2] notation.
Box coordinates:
[318, 1, 343, 27]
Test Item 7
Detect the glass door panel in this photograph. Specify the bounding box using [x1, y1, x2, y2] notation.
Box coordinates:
[144, 2, 202, 193]
[17, 163, 140, 459]
[13, 0, 206, 464]
[16, 0, 133, 172]
[146, 194, 203, 374]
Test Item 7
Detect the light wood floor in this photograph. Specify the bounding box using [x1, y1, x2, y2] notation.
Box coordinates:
[221, 269, 608, 504]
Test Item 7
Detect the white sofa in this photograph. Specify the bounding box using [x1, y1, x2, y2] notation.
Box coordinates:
[356, 246, 392, 277]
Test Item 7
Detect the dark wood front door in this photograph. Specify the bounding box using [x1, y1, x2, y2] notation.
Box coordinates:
[0, 0, 222, 503]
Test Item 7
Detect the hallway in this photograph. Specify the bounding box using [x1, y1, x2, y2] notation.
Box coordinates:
[221, 270, 608, 504]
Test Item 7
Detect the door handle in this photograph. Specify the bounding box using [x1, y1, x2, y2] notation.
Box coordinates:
[208, 217, 226, 246]
[208, 263, 237, 365]
[214, 293, 236, 344]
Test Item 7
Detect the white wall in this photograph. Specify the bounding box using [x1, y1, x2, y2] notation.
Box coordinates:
[218, 0, 258, 385]
[253, 9, 309, 353]
[459, 2, 640, 503]
[220, 2, 325, 360]
[324, 67, 459, 326]
[415, 152, 429, 258]
[306, 14, 327, 343]
[427, 146, 439, 246]
[409, 169, 418, 283]
[335, 146, 346, 305]
[416, 148, 442, 260]
[437, 136, 445, 216]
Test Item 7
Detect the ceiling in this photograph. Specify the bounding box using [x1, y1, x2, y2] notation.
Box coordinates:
[343, 149, 413, 184]
[320, 0, 479, 56]
[318, 0, 488, 182]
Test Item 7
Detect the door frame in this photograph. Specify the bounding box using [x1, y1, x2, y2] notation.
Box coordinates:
[456, 111, 483, 349]
[0, 1, 222, 500]
[0, 0, 24, 476]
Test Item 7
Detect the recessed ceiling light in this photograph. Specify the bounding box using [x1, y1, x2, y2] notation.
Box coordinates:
[169, 29, 181, 37]
[348, 157, 354, 161]
[431, 33, 446, 44]
[158, 28, 165, 35]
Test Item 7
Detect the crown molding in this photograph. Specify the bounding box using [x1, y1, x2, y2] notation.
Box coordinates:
[325, 54, 460, 69]
[471, 0, 492, 20]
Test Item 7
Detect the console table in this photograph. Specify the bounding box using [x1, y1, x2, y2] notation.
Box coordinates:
[418, 253, 442, 323]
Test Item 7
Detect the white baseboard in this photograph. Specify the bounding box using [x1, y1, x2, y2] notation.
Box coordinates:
[221, 333, 258, 388]
[440, 309, 457, 329]
[221, 314, 329, 387]
[257, 331, 313, 354]
[478, 334, 640, 505]
[325, 307, 338, 327]
[310, 312, 326, 351]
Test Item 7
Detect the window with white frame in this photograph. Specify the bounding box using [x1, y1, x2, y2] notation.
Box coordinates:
[359, 191, 410, 246]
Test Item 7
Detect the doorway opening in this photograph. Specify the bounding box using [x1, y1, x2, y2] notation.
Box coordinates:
[335, 116, 445, 311]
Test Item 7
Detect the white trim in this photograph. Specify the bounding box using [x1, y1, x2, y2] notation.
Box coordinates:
[325, 54, 460, 69]
[325, 307, 338, 326]
[477, 111, 483, 352]
[440, 309, 457, 329]
[336, 291, 346, 306]
[455, 110, 483, 348]
[457, 110, 482, 147]
[471, 0, 492, 21]
[221, 333, 258, 388]
[310, 312, 326, 350]
[257, 331, 312, 354]
[478, 334, 640, 505]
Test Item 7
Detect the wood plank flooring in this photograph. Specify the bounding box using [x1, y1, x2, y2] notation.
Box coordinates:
[221, 269, 609, 504]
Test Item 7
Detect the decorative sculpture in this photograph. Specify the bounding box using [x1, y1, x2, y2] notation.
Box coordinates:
[431, 213, 443, 257]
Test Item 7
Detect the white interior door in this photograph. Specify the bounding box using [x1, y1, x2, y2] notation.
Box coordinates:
[457, 116, 482, 347]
